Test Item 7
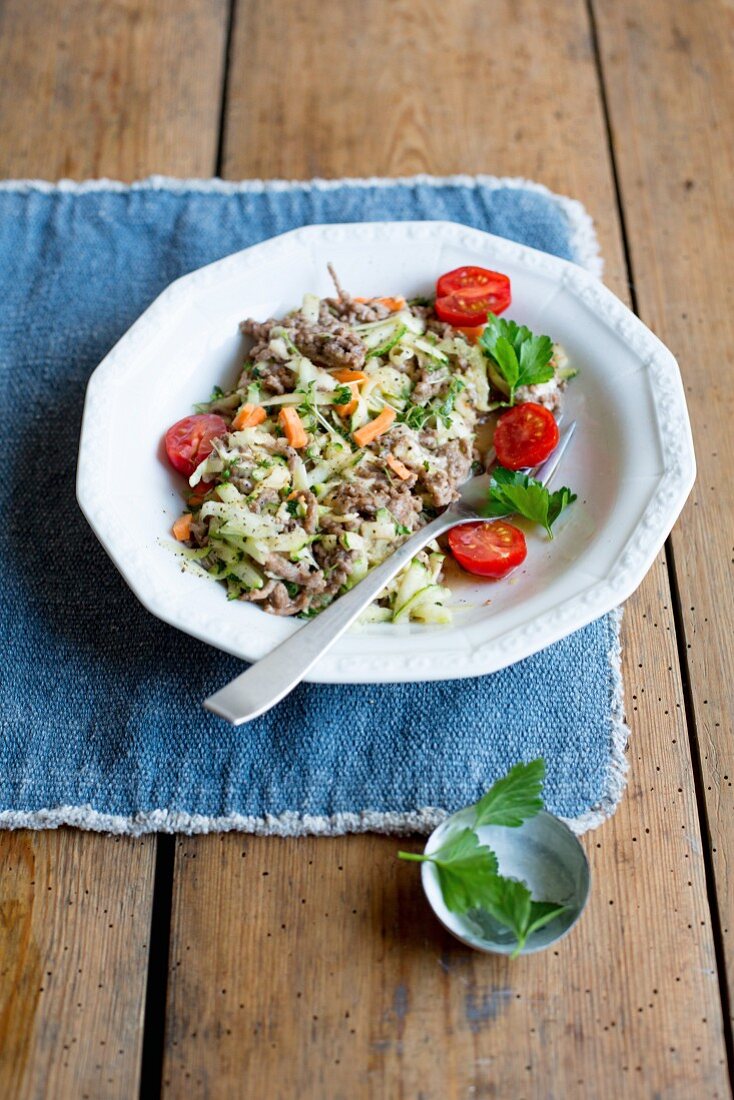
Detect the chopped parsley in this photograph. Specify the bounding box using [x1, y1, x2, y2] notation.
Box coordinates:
[193, 384, 225, 412]
[400, 404, 432, 431]
[333, 385, 354, 406]
[436, 377, 466, 424]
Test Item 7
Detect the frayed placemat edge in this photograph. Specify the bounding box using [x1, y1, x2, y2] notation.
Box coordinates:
[0, 613, 629, 838]
[0, 173, 604, 279]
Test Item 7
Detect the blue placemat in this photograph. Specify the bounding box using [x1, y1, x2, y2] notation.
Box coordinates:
[0, 175, 627, 835]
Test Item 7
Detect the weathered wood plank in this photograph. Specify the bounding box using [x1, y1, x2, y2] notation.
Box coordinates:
[163, 1, 729, 1096]
[0, 830, 155, 1100]
[221, 0, 626, 291]
[0, 0, 230, 1095]
[0, 0, 229, 179]
[592, 0, 734, 1036]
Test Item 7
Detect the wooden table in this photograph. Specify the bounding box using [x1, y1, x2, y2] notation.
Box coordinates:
[1, 1, 732, 1096]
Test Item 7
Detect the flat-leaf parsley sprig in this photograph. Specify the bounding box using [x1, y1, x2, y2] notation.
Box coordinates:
[479, 313, 555, 406]
[473, 758, 545, 827]
[484, 466, 577, 539]
[398, 759, 569, 957]
[398, 829, 498, 914]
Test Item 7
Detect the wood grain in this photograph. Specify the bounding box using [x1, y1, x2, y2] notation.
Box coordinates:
[163, 1, 730, 1096]
[592, 0, 734, 1031]
[222, 0, 625, 292]
[0, 0, 230, 1094]
[0, 0, 229, 179]
[0, 831, 155, 1099]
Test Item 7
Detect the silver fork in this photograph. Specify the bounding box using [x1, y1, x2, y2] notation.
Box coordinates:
[204, 421, 576, 724]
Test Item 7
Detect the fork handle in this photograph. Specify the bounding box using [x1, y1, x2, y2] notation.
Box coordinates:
[204, 511, 453, 725]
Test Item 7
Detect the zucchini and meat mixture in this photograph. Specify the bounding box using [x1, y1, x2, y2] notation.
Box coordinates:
[165, 266, 572, 622]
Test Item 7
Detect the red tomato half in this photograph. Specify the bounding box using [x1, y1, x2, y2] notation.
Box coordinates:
[493, 403, 559, 470]
[434, 266, 511, 326]
[437, 265, 511, 300]
[448, 521, 527, 579]
[164, 414, 228, 479]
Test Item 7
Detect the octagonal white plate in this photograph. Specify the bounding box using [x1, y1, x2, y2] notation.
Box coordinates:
[77, 221, 695, 683]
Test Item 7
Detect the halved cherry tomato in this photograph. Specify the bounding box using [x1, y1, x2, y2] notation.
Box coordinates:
[437, 265, 511, 300]
[164, 413, 228, 479]
[448, 521, 527, 579]
[434, 266, 511, 326]
[493, 402, 559, 470]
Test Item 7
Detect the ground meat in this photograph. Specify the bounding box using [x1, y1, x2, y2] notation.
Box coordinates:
[420, 436, 474, 507]
[238, 353, 294, 395]
[262, 553, 325, 590]
[241, 579, 278, 603]
[324, 470, 423, 532]
[264, 582, 311, 616]
[257, 541, 357, 615]
[240, 302, 367, 376]
[324, 297, 391, 324]
[320, 511, 360, 534]
[288, 488, 319, 534]
[515, 377, 565, 413]
[273, 439, 296, 459]
[324, 262, 393, 324]
[188, 518, 209, 547]
[411, 368, 451, 406]
[312, 543, 358, 593]
[289, 310, 367, 371]
[407, 304, 461, 342]
[425, 317, 457, 340]
[239, 317, 276, 348]
[249, 488, 280, 513]
[229, 474, 254, 494]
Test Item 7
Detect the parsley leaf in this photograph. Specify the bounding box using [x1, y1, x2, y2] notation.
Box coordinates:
[479, 876, 567, 957]
[436, 377, 466, 424]
[194, 384, 226, 412]
[400, 377, 466, 431]
[480, 313, 554, 404]
[400, 404, 432, 431]
[485, 466, 577, 538]
[398, 828, 499, 914]
[397, 759, 571, 955]
[473, 759, 545, 828]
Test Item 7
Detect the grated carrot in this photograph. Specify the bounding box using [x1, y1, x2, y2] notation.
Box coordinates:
[335, 381, 360, 418]
[232, 403, 266, 430]
[353, 407, 396, 448]
[172, 513, 193, 541]
[386, 454, 412, 481]
[354, 296, 406, 313]
[279, 406, 308, 448]
[330, 368, 368, 383]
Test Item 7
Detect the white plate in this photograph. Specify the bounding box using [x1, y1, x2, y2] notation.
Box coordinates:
[76, 221, 695, 683]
